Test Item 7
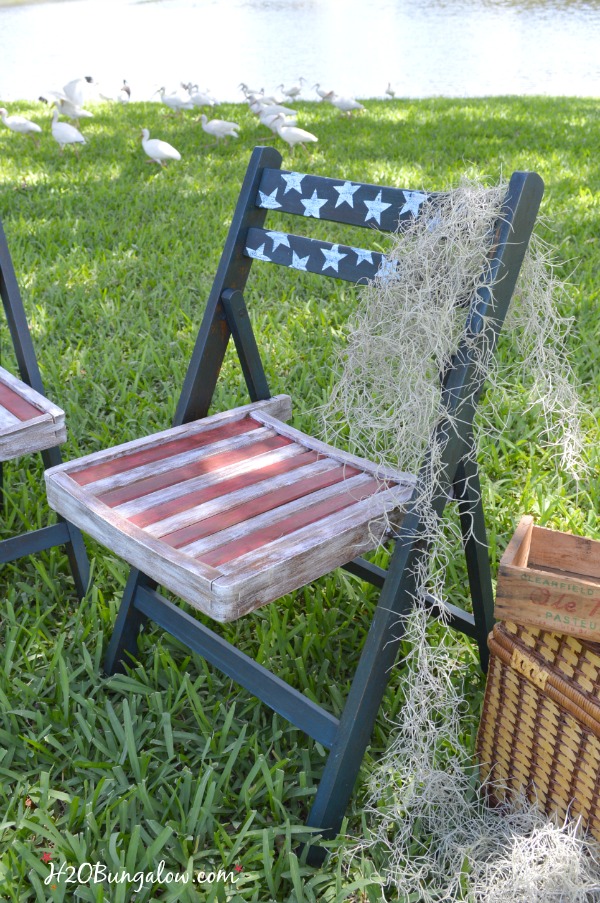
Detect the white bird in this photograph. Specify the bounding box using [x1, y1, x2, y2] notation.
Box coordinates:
[157, 87, 194, 113]
[260, 108, 297, 130]
[51, 107, 85, 151]
[239, 82, 262, 97]
[385, 82, 396, 99]
[52, 96, 94, 123]
[323, 91, 365, 115]
[0, 108, 42, 143]
[184, 84, 218, 107]
[253, 100, 296, 117]
[199, 114, 239, 142]
[63, 76, 94, 108]
[313, 83, 333, 100]
[278, 78, 304, 100]
[273, 115, 318, 152]
[140, 128, 181, 166]
[119, 80, 131, 104]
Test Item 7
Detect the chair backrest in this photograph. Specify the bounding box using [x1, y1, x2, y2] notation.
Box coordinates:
[175, 145, 544, 471]
[0, 219, 48, 400]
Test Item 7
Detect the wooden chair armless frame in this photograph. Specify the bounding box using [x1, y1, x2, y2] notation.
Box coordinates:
[45, 146, 543, 860]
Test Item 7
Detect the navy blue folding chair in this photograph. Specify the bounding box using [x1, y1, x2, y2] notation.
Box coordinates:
[45, 147, 543, 859]
[0, 219, 89, 595]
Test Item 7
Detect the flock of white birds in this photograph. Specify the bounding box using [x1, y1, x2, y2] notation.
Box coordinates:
[0, 75, 396, 166]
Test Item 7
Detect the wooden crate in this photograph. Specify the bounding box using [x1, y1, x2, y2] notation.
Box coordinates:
[495, 515, 600, 643]
[477, 619, 600, 841]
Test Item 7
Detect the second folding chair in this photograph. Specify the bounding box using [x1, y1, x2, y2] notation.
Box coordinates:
[0, 219, 89, 595]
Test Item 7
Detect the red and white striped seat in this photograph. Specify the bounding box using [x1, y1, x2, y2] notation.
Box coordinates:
[45, 395, 414, 621]
[0, 365, 66, 462]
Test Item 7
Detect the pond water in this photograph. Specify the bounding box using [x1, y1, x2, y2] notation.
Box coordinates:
[0, 0, 599, 103]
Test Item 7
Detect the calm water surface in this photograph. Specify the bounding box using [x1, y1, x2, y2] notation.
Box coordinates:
[0, 0, 599, 102]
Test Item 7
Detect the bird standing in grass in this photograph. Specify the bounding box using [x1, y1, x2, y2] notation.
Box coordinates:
[273, 115, 318, 152]
[323, 91, 365, 115]
[51, 107, 85, 152]
[140, 128, 181, 166]
[277, 78, 305, 100]
[199, 114, 239, 143]
[158, 87, 194, 114]
[0, 108, 42, 144]
[119, 80, 131, 104]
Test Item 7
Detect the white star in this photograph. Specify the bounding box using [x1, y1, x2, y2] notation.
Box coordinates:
[246, 243, 271, 262]
[333, 181, 360, 208]
[258, 188, 281, 209]
[266, 231, 291, 252]
[377, 256, 398, 282]
[352, 247, 374, 266]
[300, 189, 328, 219]
[400, 191, 428, 217]
[320, 244, 347, 273]
[281, 171, 306, 194]
[290, 251, 310, 271]
[363, 190, 392, 225]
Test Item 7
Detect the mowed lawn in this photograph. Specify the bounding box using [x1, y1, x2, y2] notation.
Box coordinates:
[0, 96, 598, 902]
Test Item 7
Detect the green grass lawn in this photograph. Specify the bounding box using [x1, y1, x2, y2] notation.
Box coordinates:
[0, 96, 598, 902]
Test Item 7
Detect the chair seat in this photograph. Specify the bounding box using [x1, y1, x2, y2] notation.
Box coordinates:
[45, 395, 415, 621]
[0, 365, 66, 462]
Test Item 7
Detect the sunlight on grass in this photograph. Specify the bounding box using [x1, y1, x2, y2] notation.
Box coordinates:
[0, 95, 598, 901]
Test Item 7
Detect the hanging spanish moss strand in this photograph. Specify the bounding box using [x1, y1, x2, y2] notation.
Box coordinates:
[320, 181, 597, 900]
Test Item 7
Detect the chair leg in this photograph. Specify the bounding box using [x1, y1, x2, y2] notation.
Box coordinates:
[305, 534, 421, 864]
[453, 457, 494, 671]
[62, 517, 90, 601]
[104, 569, 150, 675]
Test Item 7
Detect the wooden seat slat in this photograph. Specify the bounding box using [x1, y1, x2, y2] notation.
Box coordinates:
[74, 417, 263, 485]
[99, 433, 293, 508]
[134, 449, 320, 530]
[0, 365, 66, 461]
[0, 406, 20, 430]
[181, 471, 376, 559]
[87, 427, 280, 498]
[199, 477, 383, 568]
[115, 442, 310, 521]
[0, 380, 44, 421]
[257, 168, 432, 232]
[245, 227, 390, 284]
[160, 460, 360, 548]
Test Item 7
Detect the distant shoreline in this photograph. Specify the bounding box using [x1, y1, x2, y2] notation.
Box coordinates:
[0, 0, 78, 7]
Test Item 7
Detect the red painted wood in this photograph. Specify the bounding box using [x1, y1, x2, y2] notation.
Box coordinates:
[198, 478, 384, 568]
[0, 381, 42, 422]
[98, 435, 293, 507]
[74, 418, 262, 486]
[129, 450, 320, 528]
[163, 465, 363, 550]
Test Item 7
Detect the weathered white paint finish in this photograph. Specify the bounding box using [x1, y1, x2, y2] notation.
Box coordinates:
[45, 395, 292, 480]
[45, 468, 222, 599]
[209, 484, 413, 619]
[251, 411, 416, 487]
[0, 365, 66, 461]
[44, 394, 414, 623]
[180, 472, 374, 558]
[84, 426, 277, 496]
[0, 407, 20, 429]
[146, 457, 339, 539]
[114, 441, 308, 518]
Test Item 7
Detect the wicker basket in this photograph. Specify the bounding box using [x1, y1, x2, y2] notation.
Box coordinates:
[477, 619, 600, 840]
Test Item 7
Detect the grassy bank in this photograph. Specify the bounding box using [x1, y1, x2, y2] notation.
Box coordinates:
[0, 97, 598, 902]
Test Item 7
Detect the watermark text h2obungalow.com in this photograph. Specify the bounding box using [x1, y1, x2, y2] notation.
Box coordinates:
[44, 859, 243, 893]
